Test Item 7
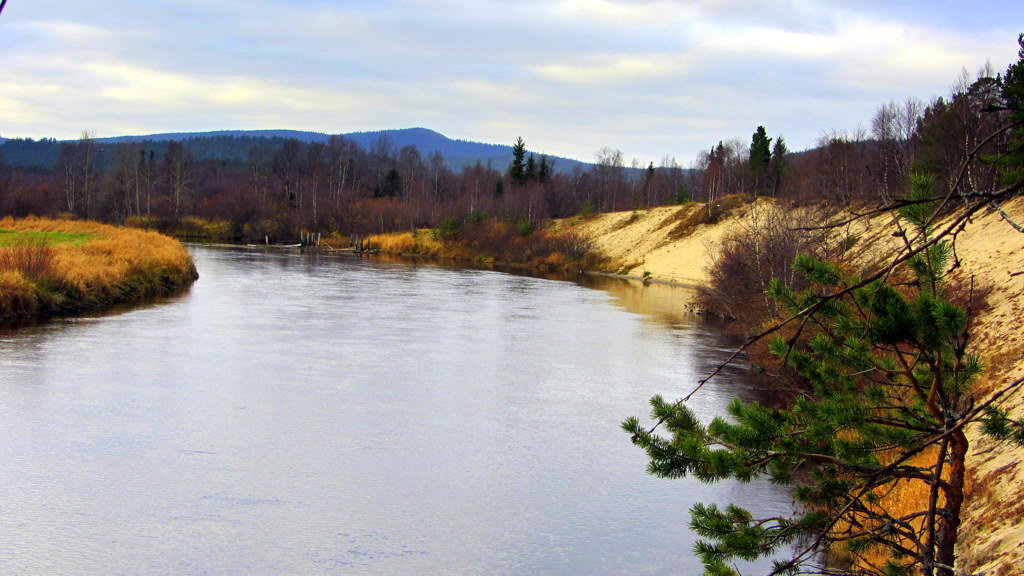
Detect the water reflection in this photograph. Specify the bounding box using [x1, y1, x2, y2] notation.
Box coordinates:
[0, 246, 789, 575]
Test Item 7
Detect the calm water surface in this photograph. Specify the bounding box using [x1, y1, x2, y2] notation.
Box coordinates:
[0, 246, 789, 575]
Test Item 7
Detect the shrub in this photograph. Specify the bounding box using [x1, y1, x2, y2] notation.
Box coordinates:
[696, 202, 829, 328]
[513, 216, 534, 236]
[0, 243, 59, 287]
[674, 184, 691, 205]
[579, 199, 594, 217]
[433, 217, 461, 241]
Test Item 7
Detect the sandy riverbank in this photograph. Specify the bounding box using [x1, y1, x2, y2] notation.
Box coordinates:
[562, 197, 1024, 575]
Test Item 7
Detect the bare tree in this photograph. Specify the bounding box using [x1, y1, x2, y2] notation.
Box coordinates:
[162, 141, 192, 223]
[305, 142, 325, 228]
[80, 131, 96, 218]
[272, 138, 302, 208]
[593, 146, 624, 212]
[112, 143, 142, 221]
[871, 98, 923, 201]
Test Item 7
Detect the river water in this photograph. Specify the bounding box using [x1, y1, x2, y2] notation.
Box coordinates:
[0, 246, 790, 575]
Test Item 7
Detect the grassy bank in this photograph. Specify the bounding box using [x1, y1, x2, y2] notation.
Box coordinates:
[0, 217, 198, 320]
[365, 217, 605, 272]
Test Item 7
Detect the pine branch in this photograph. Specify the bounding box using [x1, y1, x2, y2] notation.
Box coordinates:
[650, 179, 1024, 438]
[992, 200, 1024, 232]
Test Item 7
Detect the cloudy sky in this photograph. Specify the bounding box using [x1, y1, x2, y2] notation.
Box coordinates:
[0, 0, 1020, 163]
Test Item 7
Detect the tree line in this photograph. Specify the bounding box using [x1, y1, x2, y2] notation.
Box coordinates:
[0, 45, 1018, 245]
[0, 131, 696, 241]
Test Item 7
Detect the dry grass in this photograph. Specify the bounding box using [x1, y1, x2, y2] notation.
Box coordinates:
[367, 230, 448, 256]
[663, 194, 756, 242]
[0, 216, 198, 320]
[829, 449, 939, 572]
[367, 221, 600, 271]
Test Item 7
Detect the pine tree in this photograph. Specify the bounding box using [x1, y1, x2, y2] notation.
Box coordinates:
[376, 167, 402, 198]
[675, 182, 691, 204]
[995, 34, 1024, 187]
[750, 126, 772, 196]
[510, 137, 528, 186]
[526, 153, 537, 182]
[768, 137, 789, 197]
[538, 155, 550, 183]
[625, 173, 1024, 576]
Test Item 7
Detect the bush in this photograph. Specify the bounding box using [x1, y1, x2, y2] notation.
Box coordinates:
[513, 216, 534, 236]
[468, 209, 489, 224]
[0, 243, 59, 288]
[433, 217, 462, 241]
[696, 202, 829, 328]
[579, 199, 594, 217]
[675, 184, 691, 204]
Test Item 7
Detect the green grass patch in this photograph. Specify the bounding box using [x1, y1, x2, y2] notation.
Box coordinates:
[0, 229, 95, 246]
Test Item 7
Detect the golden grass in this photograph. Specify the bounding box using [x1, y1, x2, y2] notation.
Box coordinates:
[0, 216, 198, 320]
[366, 222, 600, 272]
[367, 230, 465, 259]
[829, 448, 945, 572]
[368, 231, 421, 254]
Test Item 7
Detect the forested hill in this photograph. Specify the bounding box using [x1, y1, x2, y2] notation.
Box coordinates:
[0, 128, 589, 174]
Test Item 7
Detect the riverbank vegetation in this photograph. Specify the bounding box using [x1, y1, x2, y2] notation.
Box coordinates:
[0, 217, 197, 320]
[363, 214, 603, 272]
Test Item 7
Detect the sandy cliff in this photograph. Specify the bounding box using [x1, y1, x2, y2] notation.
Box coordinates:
[553, 200, 764, 290]
[563, 197, 1024, 575]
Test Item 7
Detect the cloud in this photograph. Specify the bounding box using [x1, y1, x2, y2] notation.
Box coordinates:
[532, 54, 687, 84]
[1, 0, 1020, 163]
[24, 20, 113, 43]
[550, 0, 697, 27]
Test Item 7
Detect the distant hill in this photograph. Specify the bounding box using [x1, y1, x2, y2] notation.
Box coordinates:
[98, 129, 332, 144]
[91, 127, 589, 173]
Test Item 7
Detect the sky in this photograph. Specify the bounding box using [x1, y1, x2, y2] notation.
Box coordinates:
[0, 0, 1021, 164]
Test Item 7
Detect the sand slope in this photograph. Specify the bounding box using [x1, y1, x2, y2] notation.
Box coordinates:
[553, 200, 767, 289]
[562, 197, 1024, 574]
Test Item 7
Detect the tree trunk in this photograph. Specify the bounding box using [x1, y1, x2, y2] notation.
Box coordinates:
[935, 429, 968, 576]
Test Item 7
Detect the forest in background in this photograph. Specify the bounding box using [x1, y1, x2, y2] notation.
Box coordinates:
[0, 47, 1017, 249]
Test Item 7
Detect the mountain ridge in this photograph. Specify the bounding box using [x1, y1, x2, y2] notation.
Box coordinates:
[93, 127, 588, 172]
[1, 128, 591, 173]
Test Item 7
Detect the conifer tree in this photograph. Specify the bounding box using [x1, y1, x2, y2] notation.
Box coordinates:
[995, 34, 1024, 187]
[539, 155, 550, 183]
[625, 173, 1024, 576]
[750, 126, 772, 195]
[510, 137, 528, 185]
[769, 137, 789, 197]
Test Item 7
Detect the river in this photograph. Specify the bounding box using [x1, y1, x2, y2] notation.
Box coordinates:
[0, 246, 790, 575]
